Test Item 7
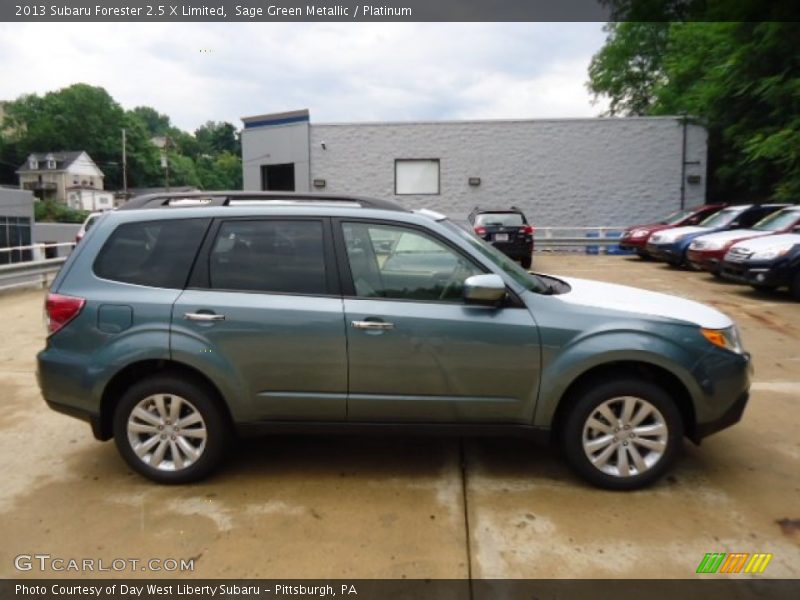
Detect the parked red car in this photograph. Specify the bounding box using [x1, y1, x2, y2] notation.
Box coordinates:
[687, 205, 800, 274]
[619, 204, 726, 258]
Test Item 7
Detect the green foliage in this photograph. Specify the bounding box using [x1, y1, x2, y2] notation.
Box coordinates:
[34, 200, 89, 224]
[0, 83, 243, 193]
[588, 20, 800, 202]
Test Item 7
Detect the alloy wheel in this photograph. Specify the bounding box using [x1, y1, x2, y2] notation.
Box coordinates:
[126, 394, 207, 472]
[582, 396, 668, 478]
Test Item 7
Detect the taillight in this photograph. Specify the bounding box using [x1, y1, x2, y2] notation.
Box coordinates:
[45, 293, 85, 335]
[474, 226, 486, 236]
[522, 225, 535, 235]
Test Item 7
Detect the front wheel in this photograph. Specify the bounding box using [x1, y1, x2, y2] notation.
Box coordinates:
[113, 375, 229, 484]
[788, 272, 800, 301]
[561, 378, 683, 490]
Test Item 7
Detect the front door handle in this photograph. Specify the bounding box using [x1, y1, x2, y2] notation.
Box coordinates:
[185, 312, 225, 322]
[351, 320, 394, 331]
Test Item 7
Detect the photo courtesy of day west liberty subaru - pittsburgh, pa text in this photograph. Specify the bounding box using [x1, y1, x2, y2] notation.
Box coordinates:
[34, 3, 412, 18]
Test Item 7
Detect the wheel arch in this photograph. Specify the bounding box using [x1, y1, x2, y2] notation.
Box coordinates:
[549, 360, 696, 444]
[97, 359, 234, 441]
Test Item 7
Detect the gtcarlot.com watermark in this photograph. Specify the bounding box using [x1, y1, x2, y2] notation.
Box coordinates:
[14, 553, 195, 573]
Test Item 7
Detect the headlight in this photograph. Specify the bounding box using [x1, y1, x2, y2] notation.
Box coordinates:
[631, 229, 649, 238]
[751, 247, 791, 261]
[701, 326, 744, 354]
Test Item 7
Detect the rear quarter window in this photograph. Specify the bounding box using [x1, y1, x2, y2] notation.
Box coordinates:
[93, 219, 210, 289]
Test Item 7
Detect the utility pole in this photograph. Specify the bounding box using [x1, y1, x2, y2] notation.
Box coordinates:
[121, 128, 128, 197]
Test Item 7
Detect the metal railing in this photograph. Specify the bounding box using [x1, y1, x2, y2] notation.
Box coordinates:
[0, 242, 75, 292]
[533, 227, 631, 251]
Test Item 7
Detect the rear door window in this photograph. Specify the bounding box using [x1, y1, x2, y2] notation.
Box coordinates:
[93, 219, 210, 289]
[208, 220, 327, 295]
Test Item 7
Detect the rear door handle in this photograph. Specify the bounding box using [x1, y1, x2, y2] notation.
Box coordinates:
[351, 320, 394, 331]
[184, 312, 225, 322]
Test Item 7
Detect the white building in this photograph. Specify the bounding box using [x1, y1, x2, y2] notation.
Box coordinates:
[241, 109, 708, 227]
[65, 186, 115, 212]
[17, 151, 107, 205]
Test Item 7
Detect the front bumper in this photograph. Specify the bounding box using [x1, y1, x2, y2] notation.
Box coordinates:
[646, 242, 684, 262]
[693, 391, 749, 441]
[619, 237, 648, 251]
[719, 258, 790, 288]
[686, 249, 725, 273]
[690, 349, 752, 443]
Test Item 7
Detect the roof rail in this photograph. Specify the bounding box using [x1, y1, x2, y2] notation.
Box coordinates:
[118, 191, 408, 212]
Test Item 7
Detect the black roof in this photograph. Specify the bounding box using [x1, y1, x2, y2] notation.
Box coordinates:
[118, 191, 407, 212]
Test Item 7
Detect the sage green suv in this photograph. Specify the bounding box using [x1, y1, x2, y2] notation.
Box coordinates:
[37, 193, 752, 489]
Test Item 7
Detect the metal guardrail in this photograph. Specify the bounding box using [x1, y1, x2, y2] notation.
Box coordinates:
[534, 227, 630, 250]
[0, 242, 75, 292]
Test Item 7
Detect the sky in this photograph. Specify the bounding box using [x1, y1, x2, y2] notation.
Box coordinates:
[0, 22, 609, 132]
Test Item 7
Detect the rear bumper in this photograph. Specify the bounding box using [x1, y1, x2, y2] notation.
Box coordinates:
[37, 348, 109, 441]
[490, 240, 533, 259]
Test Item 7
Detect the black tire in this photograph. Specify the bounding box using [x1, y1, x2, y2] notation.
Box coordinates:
[666, 259, 683, 268]
[561, 378, 683, 491]
[636, 250, 652, 260]
[113, 375, 230, 484]
[789, 272, 800, 301]
[520, 255, 532, 269]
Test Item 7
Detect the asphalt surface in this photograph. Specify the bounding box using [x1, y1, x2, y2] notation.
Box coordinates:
[0, 254, 798, 579]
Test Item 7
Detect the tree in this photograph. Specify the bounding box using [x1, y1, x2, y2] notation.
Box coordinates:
[195, 121, 240, 157]
[587, 22, 670, 116]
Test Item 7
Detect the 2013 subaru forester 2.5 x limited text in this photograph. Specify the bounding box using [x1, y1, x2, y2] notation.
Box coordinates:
[37, 192, 752, 490]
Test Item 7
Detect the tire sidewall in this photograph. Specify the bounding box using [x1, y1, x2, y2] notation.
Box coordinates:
[112, 376, 227, 484]
[562, 378, 683, 491]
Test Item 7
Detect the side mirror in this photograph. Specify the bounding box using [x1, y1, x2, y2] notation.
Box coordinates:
[464, 274, 506, 306]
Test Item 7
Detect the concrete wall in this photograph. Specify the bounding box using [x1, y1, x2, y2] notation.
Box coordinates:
[308, 118, 706, 226]
[33, 222, 79, 257]
[0, 187, 34, 220]
[241, 110, 311, 192]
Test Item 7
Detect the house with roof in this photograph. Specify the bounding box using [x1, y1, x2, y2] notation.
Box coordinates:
[16, 151, 113, 211]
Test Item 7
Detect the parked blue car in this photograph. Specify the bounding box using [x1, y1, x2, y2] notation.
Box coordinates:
[646, 204, 789, 267]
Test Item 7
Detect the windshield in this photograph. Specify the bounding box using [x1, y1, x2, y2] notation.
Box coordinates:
[475, 213, 525, 227]
[699, 207, 744, 228]
[753, 209, 800, 232]
[443, 220, 547, 293]
[660, 208, 694, 225]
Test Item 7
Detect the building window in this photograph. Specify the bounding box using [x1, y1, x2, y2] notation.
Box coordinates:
[47, 159, 56, 169]
[395, 159, 440, 195]
[28, 158, 38, 170]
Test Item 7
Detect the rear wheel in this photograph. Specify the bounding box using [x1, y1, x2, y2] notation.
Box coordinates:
[520, 255, 532, 269]
[561, 378, 683, 490]
[113, 375, 229, 484]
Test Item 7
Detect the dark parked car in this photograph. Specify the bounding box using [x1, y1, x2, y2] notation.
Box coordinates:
[468, 207, 534, 268]
[38, 192, 751, 490]
[646, 204, 788, 267]
[619, 204, 726, 258]
[720, 233, 800, 298]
